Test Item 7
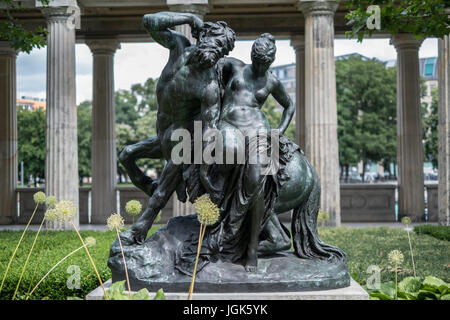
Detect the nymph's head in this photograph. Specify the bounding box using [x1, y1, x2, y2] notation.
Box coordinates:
[251, 33, 276, 73]
[192, 21, 236, 68]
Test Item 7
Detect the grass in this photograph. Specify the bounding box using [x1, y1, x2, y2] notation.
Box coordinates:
[319, 227, 450, 285]
[0, 225, 448, 299]
[0, 226, 160, 300]
[413, 224, 450, 241]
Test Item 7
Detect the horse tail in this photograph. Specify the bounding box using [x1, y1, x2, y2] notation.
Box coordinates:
[291, 173, 347, 262]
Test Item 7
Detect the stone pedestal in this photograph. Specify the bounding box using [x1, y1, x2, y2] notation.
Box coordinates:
[0, 42, 18, 224]
[86, 39, 120, 224]
[298, 0, 341, 226]
[438, 33, 450, 226]
[42, 4, 79, 229]
[291, 35, 306, 150]
[168, 0, 209, 217]
[391, 34, 425, 222]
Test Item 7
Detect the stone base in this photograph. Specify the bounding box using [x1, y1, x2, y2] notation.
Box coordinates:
[86, 278, 368, 300]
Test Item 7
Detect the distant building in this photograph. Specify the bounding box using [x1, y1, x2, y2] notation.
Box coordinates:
[17, 96, 46, 111]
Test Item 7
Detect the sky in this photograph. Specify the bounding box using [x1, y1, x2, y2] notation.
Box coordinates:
[16, 37, 438, 105]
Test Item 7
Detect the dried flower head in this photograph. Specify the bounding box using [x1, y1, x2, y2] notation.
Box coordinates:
[45, 195, 58, 208]
[194, 194, 220, 226]
[44, 208, 58, 222]
[33, 191, 46, 204]
[388, 250, 404, 265]
[401, 216, 411, 226]
[54, 200, 77, 222]
[107, 213, 125, 231]
[84, 237, 96, 248]
[125, 200, 142, 217]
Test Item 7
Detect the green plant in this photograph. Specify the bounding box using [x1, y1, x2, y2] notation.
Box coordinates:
[401, 216, 416, 277]
[317, 209, 330, 227]
[414, 225, 450, 241]
[125, 200, 142, 224]
[365, 276, 450, 300]
[106, 280, 165, 300]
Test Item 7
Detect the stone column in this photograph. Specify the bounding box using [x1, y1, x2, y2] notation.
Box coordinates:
[0, 42, 18, 224]
[438, 32, 450, 226]
[168, 0, 209, 217]
[298, 0, 340, 226]
[42, 4, 79, 228]
[167, 0, 210, 44]
[86, 39, 120, 224]
[291, 35, 306, 150]
[390, 34, 425, 222]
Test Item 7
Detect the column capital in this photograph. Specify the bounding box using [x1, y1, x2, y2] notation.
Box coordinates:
[86, 39, 121, 56]
[390, 34, 423, 52]
[40, 0, 80, 28]
[0, 41, 18, 57]
[167, 0, 210, 17]
[298, 0, 338, 16]
[290, 34, 305, 50]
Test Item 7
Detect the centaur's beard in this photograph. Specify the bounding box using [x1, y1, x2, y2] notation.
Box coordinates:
[189, 41, 223, 68]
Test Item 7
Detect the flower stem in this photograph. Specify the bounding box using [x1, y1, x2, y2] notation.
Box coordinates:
[406, 229, 416, 277]
[27, 246, 84, 299]
[0, 203, 39, 295]
[12, 217, 46, 300]
[70, 221, 109, 300]
[115, 227, 133, 300]
[26, 228, 49, 295]
[188, 223, 206, 300]
[394, 263, 398, 300]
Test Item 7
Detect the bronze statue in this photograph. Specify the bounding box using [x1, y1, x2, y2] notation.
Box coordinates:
[109, 12, 349, 292]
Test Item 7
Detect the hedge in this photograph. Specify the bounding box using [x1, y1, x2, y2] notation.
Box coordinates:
[413, 225, 450, 242]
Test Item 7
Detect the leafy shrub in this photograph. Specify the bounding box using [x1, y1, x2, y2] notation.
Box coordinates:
[365, 276, 449, 300]
[414, 225, 450, 241]
[0, 227, 160, 300]
[106, 280, 165, 300]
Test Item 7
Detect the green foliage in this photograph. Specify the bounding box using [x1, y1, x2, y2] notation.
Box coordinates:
[17, 106, 46, 183]
[317, 209, 330, 227]
[345, 0, 450, 42]
[0, 227, 159, 300]
[365, 276, 449, 300]
[106, 280, 165, 300]
[77, 101, 92, 182]
[0, 0, 50, 53]
[414, 225, 450, 241]
[261, 96, 295, 141]
[423, 87, 439, 169]
[318, 227, 450, 284]
[336, 55, 397, 177]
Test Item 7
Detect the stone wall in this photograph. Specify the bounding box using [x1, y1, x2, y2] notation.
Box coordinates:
[340, 184, 397, 222]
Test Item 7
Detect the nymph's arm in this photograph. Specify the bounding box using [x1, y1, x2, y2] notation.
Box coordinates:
[271, 78, 295, 135]
[142, 12, 203, 50]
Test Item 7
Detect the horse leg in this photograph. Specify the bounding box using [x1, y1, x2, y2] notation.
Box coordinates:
[258, 212, 291, 255]
[119, 136, 163, 197]
[120, 160, 181, 245]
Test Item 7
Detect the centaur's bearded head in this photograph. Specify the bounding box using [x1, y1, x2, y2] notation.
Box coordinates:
[191, 21, 235, 68]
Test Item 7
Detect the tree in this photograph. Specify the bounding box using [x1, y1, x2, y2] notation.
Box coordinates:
[0, 0, 49, 53]
[116, 123, 136, 183]
[345, 0, 449, 42]
[77, 101, 92, 184]
[423, 87, 439, 169]
[17, 106, 46, 185]
[335, 55, 397, 181]
[131, 78, 158, 113]
[115, 89, 139, 128]
[344, 0, 447, 229]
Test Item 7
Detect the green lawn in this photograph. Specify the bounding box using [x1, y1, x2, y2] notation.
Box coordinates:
[0, 226, 448, 300]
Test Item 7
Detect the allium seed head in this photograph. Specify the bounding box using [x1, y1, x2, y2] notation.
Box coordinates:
[54, 200, 77, 222]
[194, 194, 220, 226]
[401, 216, 411, 226]
[107, 213, 125, 231]
[388, 250, 404, 265]
[125, 200, 142, 217]
[44, 208, 58, 222]
[33, 191, 46, 204]
[45, 195, 58, 208]
[85, 237, 96, 248]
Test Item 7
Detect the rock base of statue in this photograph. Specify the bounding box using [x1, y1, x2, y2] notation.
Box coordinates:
[108, 215, 350, 293]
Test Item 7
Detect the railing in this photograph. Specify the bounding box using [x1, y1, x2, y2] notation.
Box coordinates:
[11, 183, 439, 224]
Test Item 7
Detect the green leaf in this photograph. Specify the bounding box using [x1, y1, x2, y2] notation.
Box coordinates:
[423, 276, 446, 288]
[440, 294, 450, 300]
[398, 277, 422, 293]
[132, 288, 151, 300]
[379, 281, 396, 298]
[153, 288, 166, 300]
[369, 291, 394, 300]
[107, 280, 130, 300]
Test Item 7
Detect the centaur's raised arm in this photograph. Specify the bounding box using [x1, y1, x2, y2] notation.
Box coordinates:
[143, 12, 203, 50]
